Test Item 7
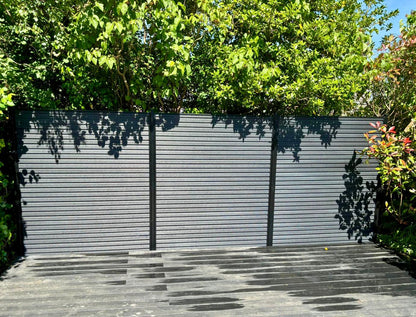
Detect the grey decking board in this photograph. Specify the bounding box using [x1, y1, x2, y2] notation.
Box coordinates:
[1, 244, 416, 316]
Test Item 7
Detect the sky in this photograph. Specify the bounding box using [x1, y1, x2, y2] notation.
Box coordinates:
[372, 0, 415, 49]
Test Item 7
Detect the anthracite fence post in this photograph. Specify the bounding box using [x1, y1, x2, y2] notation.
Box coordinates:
[7, 109, 25, 255]
[267, 116, 278, 247]
[149, 111, 157, 251]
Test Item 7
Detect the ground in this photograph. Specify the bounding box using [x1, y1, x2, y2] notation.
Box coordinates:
[1, 244, 416, 316]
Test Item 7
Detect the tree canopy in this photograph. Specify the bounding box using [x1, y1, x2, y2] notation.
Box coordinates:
[0, 0, 396, 115]
[363, 10, 416, 129]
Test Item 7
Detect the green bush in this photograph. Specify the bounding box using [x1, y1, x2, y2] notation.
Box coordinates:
[0, 80, 17, 271]
[377, 224, 416, 259]
[0, 138, 15, 271]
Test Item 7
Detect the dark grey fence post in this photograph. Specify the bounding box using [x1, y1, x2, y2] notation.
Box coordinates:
[149, 111, 157, 250]
[9, 109, 25, 255]
[267, 116, 278, 246]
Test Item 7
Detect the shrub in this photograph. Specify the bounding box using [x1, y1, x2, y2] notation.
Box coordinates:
[377, 224, 416, 259]
[0, 139, 14, 270]
[363, 120, 416, 260]
[363, 121, 416, 225]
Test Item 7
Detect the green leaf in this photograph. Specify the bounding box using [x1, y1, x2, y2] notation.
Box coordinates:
[95, 2, 104, 12]
[185, 64, 191, 75]
[115, 22, 124, 34]
[117, 2, 128, 16]
[105, 22, 114, 34]
[106, 57, 115, 69]
[98, 55, 107, 66]
[89, 14, 100, 29]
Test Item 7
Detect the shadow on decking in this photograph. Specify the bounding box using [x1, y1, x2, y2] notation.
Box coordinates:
[166, 245, 416, 312]
[1, 245, 416, 314]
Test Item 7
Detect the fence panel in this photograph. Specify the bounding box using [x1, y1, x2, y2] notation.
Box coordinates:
[16, 111, 150, 254]
[16, 111, 379, 253]
[155, 114, 272, 249]
[273, 117, 379, 246]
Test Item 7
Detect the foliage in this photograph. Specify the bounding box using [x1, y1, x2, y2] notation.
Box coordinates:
[1, 0, 396, 114]
[363, 121, 416, 225]
[0, 82, 14, 270]
[0, 87, 14, 118]
[191, 0, 396, 115]
[67, 0, 199, 112]
[0, 138, 14, 269]
[362, 11, 416, 129]
[0, 0, 81, 111]
[360, 11, 416, 263]
[377, 224, 416, 259]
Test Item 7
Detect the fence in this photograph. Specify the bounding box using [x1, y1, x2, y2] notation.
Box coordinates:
[15, 111, 378, 254]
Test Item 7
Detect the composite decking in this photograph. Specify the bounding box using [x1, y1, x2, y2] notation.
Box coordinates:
[1, 244, 415, 316]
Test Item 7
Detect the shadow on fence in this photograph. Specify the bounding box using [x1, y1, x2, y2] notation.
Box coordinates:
[335, 151, 376, 243]
[18, 112, 342, 170]
[211, 115, 341, 161]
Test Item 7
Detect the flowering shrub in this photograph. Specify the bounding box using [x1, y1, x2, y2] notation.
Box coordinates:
[363, 121, 416, 225]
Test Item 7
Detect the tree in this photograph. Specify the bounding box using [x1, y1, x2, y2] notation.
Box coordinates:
[191, 0, 396, 115]
[0, 0, 81, 111]
[66, 0, 198, 112]
[363, 11, 416, 129]
[1, 0, 396, 114]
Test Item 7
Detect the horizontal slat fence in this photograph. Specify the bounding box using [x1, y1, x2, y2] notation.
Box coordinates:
[15, 111, 379, 254]
[155, 114, 271, 249]
[274, 117, 378, 245]
[16, 111, 149, 254]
